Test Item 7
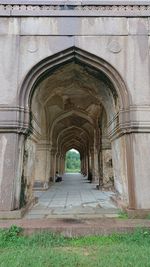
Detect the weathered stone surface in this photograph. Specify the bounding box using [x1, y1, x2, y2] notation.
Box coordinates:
[0, 1, 150, 213]
[0, 134, 23, 211]
[111, 136, 129, 205]
[20, 17, 128, 36]
[133, 133, 150, 209]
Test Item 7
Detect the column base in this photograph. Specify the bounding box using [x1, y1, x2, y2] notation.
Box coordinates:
[0, 197, 37, 219]
[33, 181, 52, 191]
[127, 208, 150, 219]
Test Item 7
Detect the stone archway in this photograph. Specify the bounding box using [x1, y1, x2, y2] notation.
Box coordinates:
[17, 47, 134, 212]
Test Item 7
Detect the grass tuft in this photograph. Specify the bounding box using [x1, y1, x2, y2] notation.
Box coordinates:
[118, 210, 128, 219]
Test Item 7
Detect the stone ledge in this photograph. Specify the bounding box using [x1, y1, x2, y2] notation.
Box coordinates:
[0, 197, 37, 219]
[1, 218, 150, 236]
[127, 208, 150, 219]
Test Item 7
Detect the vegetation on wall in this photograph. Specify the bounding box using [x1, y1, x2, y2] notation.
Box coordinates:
[65, 150, 81, 173]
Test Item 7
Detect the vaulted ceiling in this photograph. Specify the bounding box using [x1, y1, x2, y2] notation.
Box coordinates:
[31, 61, 118, 156]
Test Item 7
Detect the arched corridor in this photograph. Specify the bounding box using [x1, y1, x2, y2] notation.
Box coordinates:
[21, 47, 130, 213]
[31, 59, 115, 186]
[26, 173, 118, 219]
[0, 2, 150, 218]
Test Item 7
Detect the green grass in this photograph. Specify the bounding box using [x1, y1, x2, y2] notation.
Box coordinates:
[118, 210, 128, 219]
[1, 226, 150, 266]
[146, 214, 150, 220]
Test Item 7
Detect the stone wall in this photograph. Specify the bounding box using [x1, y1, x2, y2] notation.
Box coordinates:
[0, 1, 150, 211]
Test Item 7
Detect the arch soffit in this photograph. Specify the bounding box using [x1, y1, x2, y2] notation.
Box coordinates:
[56, 126, 91, 146]
[19, 47, 130, 116]
[60, 135, 87, 150]
[50, 109, 94, 140]
[62, 142, 85, 156]
[58, 135, 87, 152]
[57, 134, 88, 151]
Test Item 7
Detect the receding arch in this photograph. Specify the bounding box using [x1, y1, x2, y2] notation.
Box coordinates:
[50, 109, 94, 141]
[19, 46, 130, 126]
[19, 46, 132, 211]
[56, 126, 91, 149]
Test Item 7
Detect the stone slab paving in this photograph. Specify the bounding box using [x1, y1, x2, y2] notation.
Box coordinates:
[25, 173, 119, 219]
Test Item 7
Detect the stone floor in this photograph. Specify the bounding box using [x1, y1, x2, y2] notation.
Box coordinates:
[25, 173, 119, 219]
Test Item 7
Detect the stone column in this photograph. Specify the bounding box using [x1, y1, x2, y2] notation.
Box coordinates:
[58, 155, 62, 174]
[80, 155, 83, 173]
[91, 129, 100, 183]
[50, 149, 56, 182]
[112, 132, 150, 211]
[82, 154, 86, 174]
[88, 151, 92, 171]
[81, 156, 84, 174]
[83, 153, 88, 176]
[90, 148, 94, 177]
[56, 153, 60, 173]
[101, 137, 113, 187]
[111, 135, 129, 207]
[62, 156, 65, 174]
[0, 133, 25, 211]
[34, 141, 50, 189]
[92, 148, 99, 183]
[60, 156, 64, 175]
[86, 154, 89, 176]
[128, 133, 150, 210]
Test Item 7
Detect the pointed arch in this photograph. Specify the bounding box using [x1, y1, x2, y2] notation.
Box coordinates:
[19, 46, 130, 130]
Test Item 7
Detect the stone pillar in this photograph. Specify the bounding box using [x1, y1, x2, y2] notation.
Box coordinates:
[82, 154, 86, 174]
[128, 133, 150, 210]
[62, 156, 65, 173]
[112, 132, 150, 211]
[111, 135, 129, 207]
[34, 141, 50, 189]
[80, 155, 83, 173]
[50, 149, 56, 181]
[23, 137, 36, 200]
[91, 129, 100, 183]
[92, 148, 99, 183]
[90, 148, 94, 177]
[86, 154, 89, 176]
[60, 156, 65, 175]
[81, 156, 85, 174]
[56, 153, 60, 173]
[83, 154, 88, 176]
[0, 133, 25, 211]
[59, 156, 62, 174]
[101, 137, 113, 187]
[88, 151, 92, 171]
[46, 149, 51, 182]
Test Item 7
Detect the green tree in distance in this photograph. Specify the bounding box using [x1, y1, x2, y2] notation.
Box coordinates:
[65, 150, 80, 173]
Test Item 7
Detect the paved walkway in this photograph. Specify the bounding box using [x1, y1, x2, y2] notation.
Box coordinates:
[1, 174, 150, 236]
[25, 173, 118, 219]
